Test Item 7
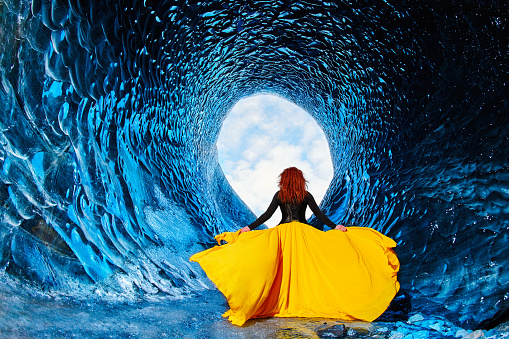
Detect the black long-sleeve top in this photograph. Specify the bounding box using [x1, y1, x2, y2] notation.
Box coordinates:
[247, 191, 336, 230]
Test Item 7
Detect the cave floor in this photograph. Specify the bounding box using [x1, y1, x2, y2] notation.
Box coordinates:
[1, 281, 507, 339]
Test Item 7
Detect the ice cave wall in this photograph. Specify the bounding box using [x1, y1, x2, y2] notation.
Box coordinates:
[0, 0, 507, 328]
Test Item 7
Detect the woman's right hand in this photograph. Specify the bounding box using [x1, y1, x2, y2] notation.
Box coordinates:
[240, 226, 251, 234]
[335, 225, 347, 232]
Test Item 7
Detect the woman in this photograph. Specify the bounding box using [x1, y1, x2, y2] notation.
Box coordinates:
[190, 167, 400, 326]
[239, 167, 347, 233]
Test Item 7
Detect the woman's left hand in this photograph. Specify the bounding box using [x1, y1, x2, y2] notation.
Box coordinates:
[240, 226, 251, 233]
[335, 224, 347, 232]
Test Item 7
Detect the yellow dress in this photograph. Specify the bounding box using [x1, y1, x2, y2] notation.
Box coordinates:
[190, 222, 400, 326]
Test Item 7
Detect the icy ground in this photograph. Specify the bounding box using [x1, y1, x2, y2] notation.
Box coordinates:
[1, 279, 507, 339]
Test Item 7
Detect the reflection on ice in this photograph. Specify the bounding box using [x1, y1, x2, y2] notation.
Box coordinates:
[1, 279, 508, 338]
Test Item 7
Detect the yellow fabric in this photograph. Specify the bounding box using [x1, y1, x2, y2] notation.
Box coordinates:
[190, 222, 400, 326]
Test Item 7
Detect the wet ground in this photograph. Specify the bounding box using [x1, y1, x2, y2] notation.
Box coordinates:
[1, 280, 508, 339]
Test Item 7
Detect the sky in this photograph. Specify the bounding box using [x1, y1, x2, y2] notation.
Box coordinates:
[217, 94, 333, 228]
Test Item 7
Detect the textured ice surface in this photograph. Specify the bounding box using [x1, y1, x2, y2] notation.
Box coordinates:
[0, 0, 508, 330]
[1, 277, 508, 338]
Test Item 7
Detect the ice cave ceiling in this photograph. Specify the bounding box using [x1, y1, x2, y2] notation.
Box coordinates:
[0, 0, 508, 329]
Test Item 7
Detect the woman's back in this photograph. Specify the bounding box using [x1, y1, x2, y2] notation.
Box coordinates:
[247, 191, 336, 230]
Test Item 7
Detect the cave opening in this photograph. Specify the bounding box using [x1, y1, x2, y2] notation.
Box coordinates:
[217, 94, 334, 228]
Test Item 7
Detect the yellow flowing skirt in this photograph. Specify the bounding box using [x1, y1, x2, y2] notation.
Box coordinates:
[190, 222, 400, 326]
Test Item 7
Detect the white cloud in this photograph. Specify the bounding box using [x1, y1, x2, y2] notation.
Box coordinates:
[217, 94, 333, 228]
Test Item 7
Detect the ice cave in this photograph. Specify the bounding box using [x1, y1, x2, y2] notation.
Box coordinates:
[0, 0, 508, 336]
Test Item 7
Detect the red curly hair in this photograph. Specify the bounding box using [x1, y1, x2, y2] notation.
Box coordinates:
[278, 167, 308, 204]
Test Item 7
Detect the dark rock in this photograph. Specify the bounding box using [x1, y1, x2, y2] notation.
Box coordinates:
[316, 324, 347, 338]
[347, 327, 371, 337]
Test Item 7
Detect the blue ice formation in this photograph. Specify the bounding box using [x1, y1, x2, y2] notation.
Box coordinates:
[0, 0, 507, 329]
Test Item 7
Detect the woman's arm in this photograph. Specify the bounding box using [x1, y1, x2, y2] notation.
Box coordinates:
[241, 192, 279, 232]
[307, 193, 347, 231]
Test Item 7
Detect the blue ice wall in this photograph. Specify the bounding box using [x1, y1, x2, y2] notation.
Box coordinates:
[0, 0, 507, 328]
